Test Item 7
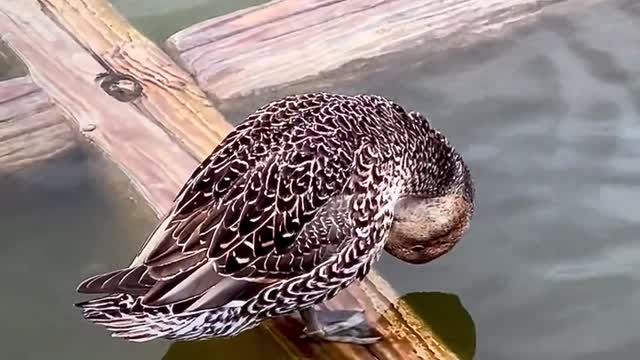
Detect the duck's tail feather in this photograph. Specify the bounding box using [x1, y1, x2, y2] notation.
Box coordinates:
[75, 294, 248, 342]
[76, 294, 189, 342]
[76, 266, 154, 296]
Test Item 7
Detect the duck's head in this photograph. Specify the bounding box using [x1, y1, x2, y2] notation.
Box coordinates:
[385, 124, 475, 265]
[385, 191, 473, 264]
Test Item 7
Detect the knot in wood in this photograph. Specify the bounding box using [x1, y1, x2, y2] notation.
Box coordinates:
[95, 72, 143, 102]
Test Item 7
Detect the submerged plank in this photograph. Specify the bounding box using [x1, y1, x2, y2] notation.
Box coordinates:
[0, 76, 75, 173]
[166, 0, 563, 101]
[0, 1, 458, 359]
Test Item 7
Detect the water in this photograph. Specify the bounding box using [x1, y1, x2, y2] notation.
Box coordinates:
[2, 1, 639, 359]
[0, 146, 164, 359]
[110, 0, 271, 44]
[0, 40, 26, 81]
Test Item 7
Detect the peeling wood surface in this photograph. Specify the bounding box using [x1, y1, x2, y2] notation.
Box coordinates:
[167, 0, 566, 101]
[0, 76, 75, 173]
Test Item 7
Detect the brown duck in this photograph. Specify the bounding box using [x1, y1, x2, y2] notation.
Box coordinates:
[75, 93, 475, 344]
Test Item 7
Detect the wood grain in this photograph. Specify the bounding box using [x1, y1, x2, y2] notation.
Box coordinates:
[39, 0, 234, 160]
[0, 76, 75, 173]
[0, 0, 203, 214]
[166, 0, 566, 101]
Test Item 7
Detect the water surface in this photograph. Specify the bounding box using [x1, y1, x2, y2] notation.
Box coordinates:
[111, 0, 271, 44]
[0, 146, 165, 360]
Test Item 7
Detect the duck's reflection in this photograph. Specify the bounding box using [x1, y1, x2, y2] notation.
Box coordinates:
[163, 291, 475, 360]
[398, 292, 476, 360]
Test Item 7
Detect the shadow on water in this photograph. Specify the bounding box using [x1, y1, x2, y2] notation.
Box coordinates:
[163, 291, 476, 360]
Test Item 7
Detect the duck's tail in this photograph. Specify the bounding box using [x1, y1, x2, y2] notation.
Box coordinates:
[76, 294, 180, 341]
[76, 294, 239, 342]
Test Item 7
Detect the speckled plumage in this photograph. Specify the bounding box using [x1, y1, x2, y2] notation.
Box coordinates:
[76, 93, 474, 342]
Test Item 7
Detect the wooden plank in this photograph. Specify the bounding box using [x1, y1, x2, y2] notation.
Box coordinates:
[0, 76, 76, 173]
[166, 0, 565, 101]
[0, 1, 458, 359]
[38, 0, 234, 159]
[0, 0, 202, 214]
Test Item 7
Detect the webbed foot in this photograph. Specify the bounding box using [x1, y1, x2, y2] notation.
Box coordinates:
[299, 308, 382, 345]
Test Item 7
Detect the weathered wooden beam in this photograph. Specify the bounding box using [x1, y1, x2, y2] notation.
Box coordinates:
[38, 0, 234, 160]
[0, 76, 76, 173]
[0, 1, 460, 359]
[0, 0, 201, 214]
[166, 0, 564, 102]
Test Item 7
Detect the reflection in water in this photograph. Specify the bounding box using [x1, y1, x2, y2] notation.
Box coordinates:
[401, 292, 476, 360]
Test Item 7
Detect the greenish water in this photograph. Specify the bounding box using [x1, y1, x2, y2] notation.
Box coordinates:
[0, 41, 26, 81]
[0, 146, 164, 360]
[111, 0, 270, 44]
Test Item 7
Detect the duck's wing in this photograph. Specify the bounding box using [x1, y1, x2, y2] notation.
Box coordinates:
[78, 94, 367, 307]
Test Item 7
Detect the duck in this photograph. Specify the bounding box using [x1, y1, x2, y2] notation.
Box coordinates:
[75, 92, 475, 345]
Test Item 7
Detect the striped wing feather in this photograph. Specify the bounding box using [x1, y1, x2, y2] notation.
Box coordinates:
[79, 94, 360, 308]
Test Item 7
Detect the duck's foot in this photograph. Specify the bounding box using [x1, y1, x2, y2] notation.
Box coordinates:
[299, 308, 382, 345]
